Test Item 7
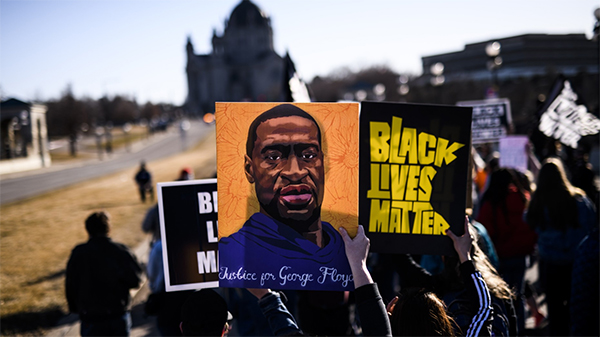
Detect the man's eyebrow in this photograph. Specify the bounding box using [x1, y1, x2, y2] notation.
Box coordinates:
[260, 144, 289, 154]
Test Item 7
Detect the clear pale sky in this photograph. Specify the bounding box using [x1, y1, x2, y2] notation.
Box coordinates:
[1, 0, 598, 105]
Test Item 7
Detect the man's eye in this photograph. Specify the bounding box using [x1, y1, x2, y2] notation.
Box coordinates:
[301, 151, 317, 159]
[264, 151, 282, 161]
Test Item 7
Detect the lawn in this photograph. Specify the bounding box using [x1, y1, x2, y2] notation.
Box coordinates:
[0, 129, 217, 336]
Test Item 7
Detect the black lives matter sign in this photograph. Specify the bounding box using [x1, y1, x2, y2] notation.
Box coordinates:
[158, 179, 218, 291]
[457, 98, 512, 144]
[359, 102, 472, 255]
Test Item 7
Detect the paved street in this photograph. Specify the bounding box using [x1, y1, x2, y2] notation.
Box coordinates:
[0, 120, 213, 205]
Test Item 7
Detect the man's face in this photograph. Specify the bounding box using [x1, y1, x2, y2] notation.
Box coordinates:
[245, 115, 324, 227]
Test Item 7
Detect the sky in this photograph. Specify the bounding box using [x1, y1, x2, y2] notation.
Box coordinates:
[1, 0, 598, 105]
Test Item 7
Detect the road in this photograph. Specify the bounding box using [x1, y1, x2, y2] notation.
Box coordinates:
[0, 120, 214, 205]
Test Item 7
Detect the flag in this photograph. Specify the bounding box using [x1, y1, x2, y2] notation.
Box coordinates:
[281, 52, 312, 102]
[537, 75, 600, 148]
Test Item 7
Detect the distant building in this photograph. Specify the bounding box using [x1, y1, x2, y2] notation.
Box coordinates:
[0, 98, 51, 174]
[421, 34, 599, 82]
[185, 0, 291, 114]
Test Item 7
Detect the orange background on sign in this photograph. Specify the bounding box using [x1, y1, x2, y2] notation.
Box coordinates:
[216, 102, 359, 238]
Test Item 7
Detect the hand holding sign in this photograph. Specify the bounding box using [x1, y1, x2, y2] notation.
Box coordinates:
[339, 225, 372, 288]
[445, 216, 472, 263]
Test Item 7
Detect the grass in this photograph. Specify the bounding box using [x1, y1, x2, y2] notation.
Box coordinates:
[0, 128, 217, 336]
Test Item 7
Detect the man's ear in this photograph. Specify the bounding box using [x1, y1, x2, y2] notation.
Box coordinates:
[244, 155, 255, 183]
[179, 322, 183, 334]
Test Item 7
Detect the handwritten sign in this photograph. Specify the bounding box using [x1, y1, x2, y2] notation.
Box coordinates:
[457, 98, 512, 144]
[499, 136, 529, 173]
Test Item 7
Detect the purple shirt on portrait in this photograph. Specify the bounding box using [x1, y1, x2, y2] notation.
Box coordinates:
[219, 212, 353, 291]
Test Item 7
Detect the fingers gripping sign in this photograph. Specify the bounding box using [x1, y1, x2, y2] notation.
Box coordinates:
[339, 225, 372, 288]
[445, 216, 473, 263]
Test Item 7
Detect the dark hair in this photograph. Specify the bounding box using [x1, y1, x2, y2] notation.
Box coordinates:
[390, 288, 456, 336]
[246, 104, 321, 158]
[85, 211, 110, 237]
[180, 289, 229, 336]
[527, 158, 585, 230]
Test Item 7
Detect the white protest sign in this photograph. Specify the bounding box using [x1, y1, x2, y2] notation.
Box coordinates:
[499, 136, 529, 173]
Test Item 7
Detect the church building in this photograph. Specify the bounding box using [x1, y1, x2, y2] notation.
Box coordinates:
[185, 0, 291, 115]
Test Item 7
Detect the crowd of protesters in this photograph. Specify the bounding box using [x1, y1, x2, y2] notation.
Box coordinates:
[66, 139, 598, 336]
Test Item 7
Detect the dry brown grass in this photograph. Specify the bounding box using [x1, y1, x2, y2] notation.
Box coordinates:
[0, 129, 216, 335]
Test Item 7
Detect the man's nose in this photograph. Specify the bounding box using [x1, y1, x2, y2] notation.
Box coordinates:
[281, 155, 307, 181]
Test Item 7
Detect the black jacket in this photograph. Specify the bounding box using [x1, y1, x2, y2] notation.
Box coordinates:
[66, 237, 142, 317]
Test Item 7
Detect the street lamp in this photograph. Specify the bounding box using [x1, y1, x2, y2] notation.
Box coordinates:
[430, 62, 445, 104]
[430, 62, 445, 86]
[486, 41, 502, 97]
[397, 75, 410, 101]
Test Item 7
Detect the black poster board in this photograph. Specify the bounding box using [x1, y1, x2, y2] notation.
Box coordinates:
[158, 179, 219, 291]
[359, 102, 472, 255]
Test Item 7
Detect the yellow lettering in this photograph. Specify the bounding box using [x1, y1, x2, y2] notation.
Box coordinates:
[418, 166, 437, 202]
[412, 202, 433, 234]
[398, 127, 418, 164]
[405, 165, 420, 201]
[433, 212, 450, 235]
[369, 199, 390, 232]
[434, 137, 465, 167]
[367, 164, 390, 199]
[389, 207, 401, 233]
[390, 164, 408, 201]
[421, 210, 435, 234]
[389, 117, 404, 164]
[370, 122, 390, 162]
[418, 132, 437, 165]
[391, 201, 413, 234]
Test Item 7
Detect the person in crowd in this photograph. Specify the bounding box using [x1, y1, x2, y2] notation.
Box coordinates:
[570, 226, 599, 336]
[526, 158, 597, 336]
[476, 167, 537, 332]
[134, 161, 153, 202]
[247, 288, 304, 336]
[179, 289, 233, 336]
[341, 219, 498, 336]
[66, 211, 142, 336]
[571, 146, 599, 211]
[141, 166, 194, 243]
[146, 237, 194, 336]
[394, 219, 517, 336]
[143, 167, 195, 335]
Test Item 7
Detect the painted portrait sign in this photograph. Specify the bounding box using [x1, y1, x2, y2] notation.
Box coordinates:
[359, 101, 472, 255]
[157, 179, 219, 291]
[216, 102, 359, 291]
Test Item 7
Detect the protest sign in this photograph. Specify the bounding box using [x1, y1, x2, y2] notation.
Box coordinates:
[537, 78, 600, 148]
[457, 98, 512, 144]
[216, 102, 359, 291]
[499, 136, 529, 173]
[158, 179, 219, 291]
[359, 101, 472, 255]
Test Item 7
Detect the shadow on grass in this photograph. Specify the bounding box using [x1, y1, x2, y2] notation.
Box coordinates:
[84, 200, 145, 210]
[25, 269, 65, 286]
[0, 306, 68, 335]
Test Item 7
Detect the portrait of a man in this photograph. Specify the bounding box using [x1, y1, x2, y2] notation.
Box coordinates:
[216, 103, 359, 291]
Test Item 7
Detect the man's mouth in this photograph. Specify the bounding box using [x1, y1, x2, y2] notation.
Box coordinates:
[279, 185, 313, 205]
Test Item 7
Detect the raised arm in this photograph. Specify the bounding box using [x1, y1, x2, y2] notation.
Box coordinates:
[446, 217, 493, 337]
[247, 289, 303, 336]
[340, 225, 392, 337]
